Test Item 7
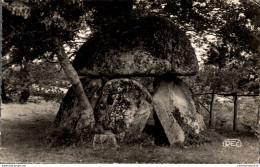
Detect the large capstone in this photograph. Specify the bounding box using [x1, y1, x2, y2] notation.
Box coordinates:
[95, 78, 153, 139]
[153, 78, 205, 145]
[73, 16, 198, 77]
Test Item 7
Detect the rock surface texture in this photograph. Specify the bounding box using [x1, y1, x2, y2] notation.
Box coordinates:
[55, 78, 104, 129]
[153, 78, 205, 144]
[95, 79, 153, 139]
[73, 16, 198, 77]
[93, 132, 118, 150]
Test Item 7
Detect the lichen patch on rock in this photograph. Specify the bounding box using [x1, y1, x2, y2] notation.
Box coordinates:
[95, 79, 152, 139]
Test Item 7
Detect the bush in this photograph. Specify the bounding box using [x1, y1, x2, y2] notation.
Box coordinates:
[31, 86, 65, 103]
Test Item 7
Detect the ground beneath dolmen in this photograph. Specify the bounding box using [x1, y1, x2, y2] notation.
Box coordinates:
[0, 99, 258, 163]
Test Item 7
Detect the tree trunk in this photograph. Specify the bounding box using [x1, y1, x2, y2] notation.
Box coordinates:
[209, 90, 215, 127]
[55, 38, 95, 130]
[1, 82, 12, 103]
[19, 89, 30, 104]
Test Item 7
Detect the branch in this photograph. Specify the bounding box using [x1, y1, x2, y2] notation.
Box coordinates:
[43, 52, 58, 63]
[69, 41, 86, 43]
[198, 101, 210, 113]
[44, 57, 58, 63]
[69, 52, 77, 59]
[251, 0, 260, 7]
[195, 93, 259, 96]
[2, 59, 17, 71]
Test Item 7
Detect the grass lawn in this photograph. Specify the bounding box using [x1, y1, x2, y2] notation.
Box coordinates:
[0, 100, 258, 163]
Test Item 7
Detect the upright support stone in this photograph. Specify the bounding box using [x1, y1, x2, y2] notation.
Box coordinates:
[95, 78, 153, 139]
[55, 78, 104, 129]
[153, 78, 205, 145]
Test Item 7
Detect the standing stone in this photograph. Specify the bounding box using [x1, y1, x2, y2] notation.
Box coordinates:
[95, 78, 152, 139]
[55, 78, 104, 130]
[153, 78, 205, 145]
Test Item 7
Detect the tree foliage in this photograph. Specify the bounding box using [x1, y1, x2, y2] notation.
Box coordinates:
[2, 61, 68, 102]
[2, 0, 259, 97]
[2, 0, 87, 62]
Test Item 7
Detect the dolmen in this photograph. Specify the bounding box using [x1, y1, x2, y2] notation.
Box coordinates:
[55, 16, 205, 145]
